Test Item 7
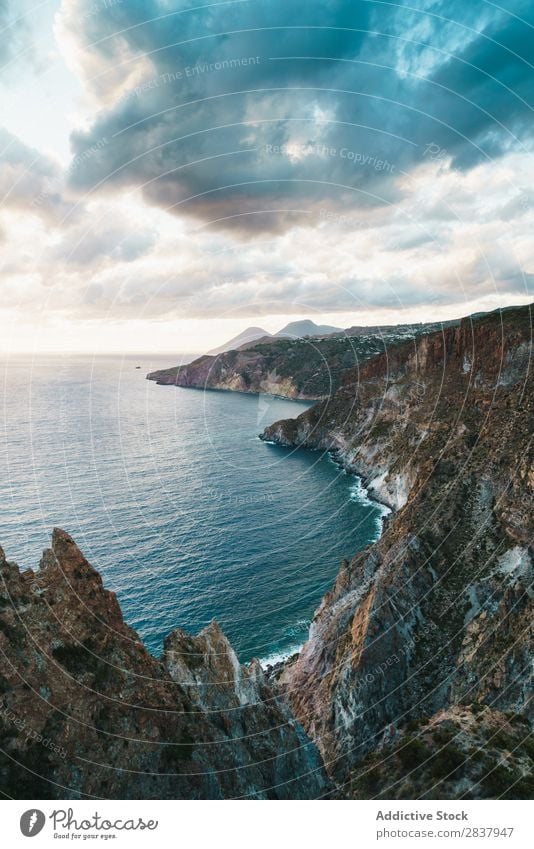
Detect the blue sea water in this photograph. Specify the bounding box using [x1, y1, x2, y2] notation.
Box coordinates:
[0, 354, 386, 663]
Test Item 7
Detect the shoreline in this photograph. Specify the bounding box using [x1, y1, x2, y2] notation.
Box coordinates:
[328, 445, 396, 514]
[259, 644, 303, 674]
[147, 377, 324, 404]
[257, 441, 395, 673]
[327, 447, 394, 530]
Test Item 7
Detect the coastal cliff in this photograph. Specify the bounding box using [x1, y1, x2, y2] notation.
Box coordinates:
[0, 529, 328, 799]
[146, 323, 451, 400]
[1, 305, 531, 800]
[262, 304, 533, 797]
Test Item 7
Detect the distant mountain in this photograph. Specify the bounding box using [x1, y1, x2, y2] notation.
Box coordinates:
[208, 326, 270, 355]
[236, 334, 274, 350]
[208, 319, 342, 356]
[276, 320, 342, 338]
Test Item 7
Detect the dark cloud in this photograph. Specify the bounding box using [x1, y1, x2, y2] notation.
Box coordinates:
[50, 217, 158, 267]
[428, 3, 534, 169]
[64, 0, 533, 236]
[45, 0, 533, 243]
[0, 128, 75, 222]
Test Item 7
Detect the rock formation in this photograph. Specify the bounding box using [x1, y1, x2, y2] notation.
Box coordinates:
[147, 322, 453, 400]
[0, 530, 328, 799]
[262, 304, 533, 798]
[2, 304, 531, 799]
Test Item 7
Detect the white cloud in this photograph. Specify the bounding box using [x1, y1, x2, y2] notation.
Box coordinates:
[0, 0, 532, 350]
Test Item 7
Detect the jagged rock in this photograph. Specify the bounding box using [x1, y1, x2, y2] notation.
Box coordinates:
[2, 305, 531, 800]
[0, 530, 329, 799]
[262, 304, 533, 792]
[337, 705, 534, 799]
[164, 622, 266, 710]
[146, 321, 455, 400]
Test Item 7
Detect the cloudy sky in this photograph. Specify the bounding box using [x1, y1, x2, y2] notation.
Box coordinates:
[0, 0, 532, 353]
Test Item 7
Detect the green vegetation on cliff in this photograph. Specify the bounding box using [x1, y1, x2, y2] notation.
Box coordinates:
[147, 320, 459, 399]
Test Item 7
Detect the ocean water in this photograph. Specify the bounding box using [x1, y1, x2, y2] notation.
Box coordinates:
[0, 354, 387, 663]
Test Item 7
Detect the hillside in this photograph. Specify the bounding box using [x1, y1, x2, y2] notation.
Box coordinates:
[207, 325, 269, 355]
[0, 530, 328, 799]
[2, 305, 531, 800]
[147, 320, 456, 400]
[262, 304, 533, 797]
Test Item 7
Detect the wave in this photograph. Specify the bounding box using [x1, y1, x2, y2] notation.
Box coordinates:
[349, 476, 391, 537]
[259, 640, 305, 669]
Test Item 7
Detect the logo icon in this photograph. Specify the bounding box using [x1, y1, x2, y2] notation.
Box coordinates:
[20, 810, 46, 837]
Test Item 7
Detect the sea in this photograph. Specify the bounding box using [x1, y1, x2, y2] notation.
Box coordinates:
[0, 354, 387, 664]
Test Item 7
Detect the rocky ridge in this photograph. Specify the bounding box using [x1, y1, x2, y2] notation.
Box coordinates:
[2, 305, 532, 800]
[337, 706, 534, 799]
[147, 320, 457, 400]
[261, 304, 533, 797]
[0, 529, 328, 799]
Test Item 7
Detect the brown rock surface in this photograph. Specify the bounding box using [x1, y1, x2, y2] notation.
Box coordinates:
[0, 530, 329, 799]
[336, 705, 534, 799]
[2, 304, 531, 800]
[146, 321, 453, 400]
[262, 304, 533, 792]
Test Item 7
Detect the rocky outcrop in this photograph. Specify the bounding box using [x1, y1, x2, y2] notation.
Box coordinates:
[0, 529, 329, 799]
[262, 304, 533, 792]
[337, 705, 534, 799]
[2, 305, 531, 800]
[147, 323, 451, 400]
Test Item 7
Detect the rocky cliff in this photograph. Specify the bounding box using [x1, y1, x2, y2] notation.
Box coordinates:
[0, 529, 328, 799]
[2, 305, 532, 800]
[147, 322, 453, 400]
[262, 304, 533, 798]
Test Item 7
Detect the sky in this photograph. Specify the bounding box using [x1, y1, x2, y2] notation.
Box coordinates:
[0, 0, 532, 353]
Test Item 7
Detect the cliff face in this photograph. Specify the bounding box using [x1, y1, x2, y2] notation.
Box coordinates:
[262, 305, 533, 796]
[0, 530, 328, 799]
[146, 324, 449, 400]
[2, 306, 531, 800]
[337, 706, 534, 800]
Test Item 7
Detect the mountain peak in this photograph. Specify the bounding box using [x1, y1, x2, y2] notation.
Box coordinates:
[207, 326, 271, 355]
[276, 319, 341, 338]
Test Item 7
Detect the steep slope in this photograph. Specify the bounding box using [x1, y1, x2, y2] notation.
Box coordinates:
[0, 530, 328, 799]
[147, 323, 451, 400]
[337, 706, 534, 800]
[208, 326, 270, 355]
[261, 304, 533, 793]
